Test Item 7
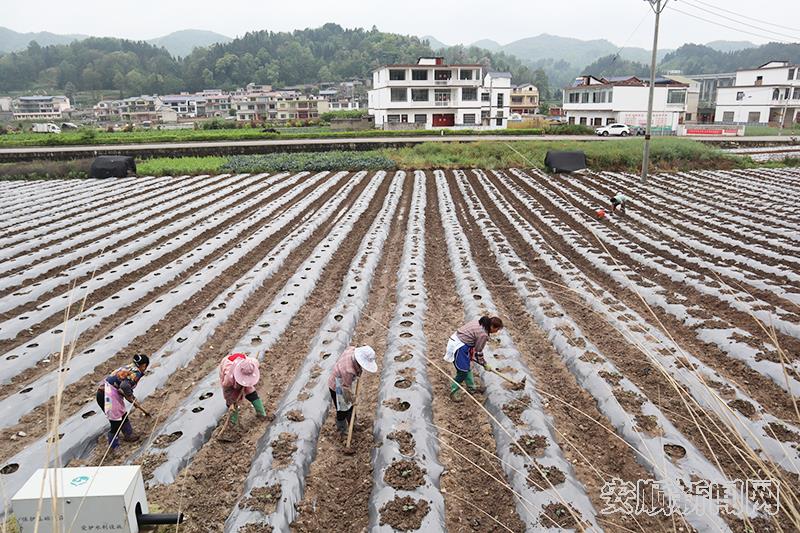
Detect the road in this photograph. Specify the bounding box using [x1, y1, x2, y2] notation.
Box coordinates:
[0, 134, 796, 161]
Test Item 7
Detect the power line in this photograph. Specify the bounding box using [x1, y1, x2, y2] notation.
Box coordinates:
[668, 6, 798, 44]
[688, 0, 800, 34]
[680, 0, 800, 42]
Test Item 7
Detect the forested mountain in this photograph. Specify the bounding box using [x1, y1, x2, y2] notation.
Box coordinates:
[147, 30, 232, 58]
[0, 24, 545, 95]
[659, 43, 800, 74]
[0, 26, 87, 53]
[580, 55, 650, 79]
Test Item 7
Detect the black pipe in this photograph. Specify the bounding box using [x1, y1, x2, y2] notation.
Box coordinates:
[137, 512, 184, 526]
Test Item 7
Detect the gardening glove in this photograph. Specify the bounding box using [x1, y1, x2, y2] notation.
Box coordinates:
[343, 388, 354, 405]
[230, 405, 240, 426]
[251, 398, 267, 419]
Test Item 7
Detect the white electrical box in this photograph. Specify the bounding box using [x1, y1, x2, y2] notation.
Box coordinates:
[11, 466, 149, 533]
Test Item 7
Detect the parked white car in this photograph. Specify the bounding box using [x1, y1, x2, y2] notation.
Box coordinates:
[595, 123, 630, 136]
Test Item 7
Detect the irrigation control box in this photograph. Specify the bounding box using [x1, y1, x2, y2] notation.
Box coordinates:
[11, 466, 148, 533]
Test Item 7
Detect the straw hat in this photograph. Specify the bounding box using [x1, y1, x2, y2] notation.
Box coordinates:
[233, 356, 260, 387]
[354, 346, 377, 373]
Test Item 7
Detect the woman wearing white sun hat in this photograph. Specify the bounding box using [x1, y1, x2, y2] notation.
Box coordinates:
[327, 345, 377, 436]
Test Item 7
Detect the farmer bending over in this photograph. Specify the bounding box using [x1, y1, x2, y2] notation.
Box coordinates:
[610, 192, 628, 214]
[219, 353, 268, 426]
[96, 354, 150, 453]
[328, 346, 377, 437]
[445, 316, 504, 401]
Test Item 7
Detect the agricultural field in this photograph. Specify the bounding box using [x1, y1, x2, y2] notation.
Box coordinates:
[0, 167, 798, 532]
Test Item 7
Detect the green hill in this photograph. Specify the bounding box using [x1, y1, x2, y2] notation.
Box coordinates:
[147, 29, 232, 58]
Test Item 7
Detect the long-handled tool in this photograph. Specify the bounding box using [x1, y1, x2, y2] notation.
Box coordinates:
[217, 404, 238, 442]
[343, 378, 362, 454]
[488, 367, 526, 390]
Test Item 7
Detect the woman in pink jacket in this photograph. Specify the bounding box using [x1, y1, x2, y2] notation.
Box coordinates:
[219, 353, 267, 426]
[327, 345, 377, 436]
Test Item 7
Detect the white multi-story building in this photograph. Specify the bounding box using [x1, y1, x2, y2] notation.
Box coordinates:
[563, 75, 689, 133]
[13, 95, 71, 120]
[714, 61, 800, 126]
[233, 91, 329, 122]
[368, 57, 511, 129]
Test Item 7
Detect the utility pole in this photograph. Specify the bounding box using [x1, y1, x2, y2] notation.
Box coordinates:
[778, 87, 791, 137]
[641, 0, 669, 184]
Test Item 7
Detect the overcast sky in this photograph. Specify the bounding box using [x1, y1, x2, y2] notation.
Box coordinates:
[4, 0, 799, 50]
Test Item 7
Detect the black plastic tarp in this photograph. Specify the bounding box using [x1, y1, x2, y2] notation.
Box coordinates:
[89, 156, 136, 179]
[544, 150, 587, 173]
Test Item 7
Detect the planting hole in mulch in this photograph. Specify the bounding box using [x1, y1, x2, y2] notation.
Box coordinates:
[384, 398, 411, 412]
[502, 396, 532, 426]
[388, 430, 415, 456]
[400, 332, 413, 338]
[241, 484, 282, 515]
[664, 444, 686, 460]
[309, 365, 322, 379]
[139, 452, 167, 481]
[400, 320, 413, 327]
[286, 410, 305, 422]
[1, 463, 19, 475]
[728, 399, 757, 418]
[379, 496, 430, 531]
[383, 459, 426, 491]
[635, 415, 661, 436]
[540, 502, 580, 529]
[527, 462, 566, 491]
[599, 370, 623, 386]
[81, 410, 96, 419]
[766, 422, 799, 443]
[512, 434, 548, 457]
[271, 432, 298, 467]
[297, 391, 311, 401]
[394, 353, 413, 362]
[614, 389, 646, 412]
[394, 378, 412, 389]
[199, 392, 213, 400]
[153, 431, 183, 448]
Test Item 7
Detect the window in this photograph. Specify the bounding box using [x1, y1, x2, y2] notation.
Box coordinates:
[785, 88, 791, 99]
[667, 89, 686, 104]
[722, 111, 735, 122]
[755, 76, 763, 86]
[592, 91, 606, 103]
[579, 117, 587, 125]
[568, 92, 579, 103]
[685, 113, 693, 122]
[581, 92, 590, 103]
[462, 88, 478, 101]
[411, 89, 429, 102]
[401, 114, 408, 123]
[391, 88, 407, 102]
[794, 88, 800, 100]
[414, 114, 427, 124]
[387, 114, 401, 123]
[592, 117, 602, 126]
[460, 69, 475, 80]
[412, 70, 428, 81]
[736, 91, 745, 101]
[748, 111, 761, 123]
[569, 116, 575, 124]
[497, 93, 504, 107]
[481, 92, 490, 102]
[434, 89, 451, 100]
[789, 68, 796, 80]
[496, 118, 503, 126]
[606, 117, 614, 125]
[773, 88, 781, 100]
[511, 96, 523, 104]
[481, 110, 490, 120]
[607, 90, 613, 103]
[463, 113, 476, 125]
[389, 69, 406, 81]
[435, 70, 452, 81]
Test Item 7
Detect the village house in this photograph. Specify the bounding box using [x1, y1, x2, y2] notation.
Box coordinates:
[368, 57, 512, 129]
[12, 95, 71, 120]
[563, 75, 689, 133]
[510, 84, 540, 116]
[233, 90, 329, 122]
[714, 61, 800, 127]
